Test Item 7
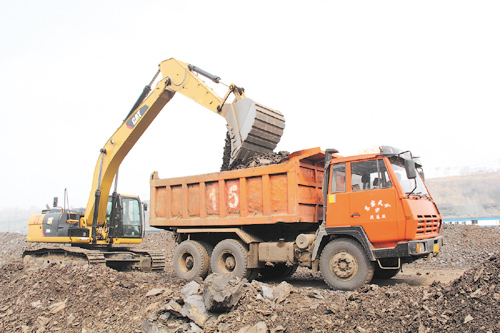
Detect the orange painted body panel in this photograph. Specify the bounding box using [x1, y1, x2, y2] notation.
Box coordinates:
[325, 155, 441, 247]
[346, 187, 401, 245]
[150, 148, 325, 227]
[402, 198, 441, 240]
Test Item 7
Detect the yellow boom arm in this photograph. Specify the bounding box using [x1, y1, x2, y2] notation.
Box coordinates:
[83, 58, 285, 242]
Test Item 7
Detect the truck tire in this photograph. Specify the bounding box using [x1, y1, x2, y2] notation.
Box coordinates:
[173, 240, 211, 281]
[211, 239, 253, 280]
[319, 238, 375, 291]
[259, 263, 298, 281]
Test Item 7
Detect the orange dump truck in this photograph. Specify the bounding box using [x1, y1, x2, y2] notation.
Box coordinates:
[150, 147, 443, 290]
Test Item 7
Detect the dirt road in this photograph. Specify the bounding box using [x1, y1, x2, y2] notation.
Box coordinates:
[0, 224, 499, 332]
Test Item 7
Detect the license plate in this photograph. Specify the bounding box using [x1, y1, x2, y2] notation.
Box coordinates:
[433, 244, 440, 253]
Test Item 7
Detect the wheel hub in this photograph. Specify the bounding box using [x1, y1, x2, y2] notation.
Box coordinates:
[185, 256, 194, 270]
[331, 252, 358, 279]
[181, 253, 194, 272]
[224, 255, 236, 270]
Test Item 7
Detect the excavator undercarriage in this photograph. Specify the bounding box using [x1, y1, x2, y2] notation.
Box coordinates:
[23, 246, 165, 272]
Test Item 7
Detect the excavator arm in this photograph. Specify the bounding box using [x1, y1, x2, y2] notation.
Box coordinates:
[83, 58, 285, 242]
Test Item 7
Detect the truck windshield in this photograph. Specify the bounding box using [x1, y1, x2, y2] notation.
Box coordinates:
[389, 157, 429, 197]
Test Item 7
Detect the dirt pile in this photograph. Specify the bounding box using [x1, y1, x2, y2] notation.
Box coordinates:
[220, 132, 289, 171]
[1, 225, 499, 332]
[135, 255, 500, 332]
[408, 224, 500, 269]
[228, 151, 290, 171]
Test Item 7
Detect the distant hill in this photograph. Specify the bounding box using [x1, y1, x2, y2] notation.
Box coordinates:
[426, 171, 500, 218]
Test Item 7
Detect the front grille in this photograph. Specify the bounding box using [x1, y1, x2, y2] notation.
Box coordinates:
[416, 215, 440, 235]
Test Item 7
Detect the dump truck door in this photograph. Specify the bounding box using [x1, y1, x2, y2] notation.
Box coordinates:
[325, 163, 351, 226]
[348, 159, 399, 243]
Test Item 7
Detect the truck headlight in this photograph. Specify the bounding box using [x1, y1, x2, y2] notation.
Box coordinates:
[416, 243, 426, 253]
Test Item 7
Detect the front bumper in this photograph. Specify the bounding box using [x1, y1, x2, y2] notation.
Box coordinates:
[373, 235, 444, 259]
[408, 236, 443, 255]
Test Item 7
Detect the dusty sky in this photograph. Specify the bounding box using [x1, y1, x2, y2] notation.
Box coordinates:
[1, 0, 499, 210]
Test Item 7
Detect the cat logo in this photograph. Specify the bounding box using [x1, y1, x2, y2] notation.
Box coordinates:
[126, 105, 149, 129]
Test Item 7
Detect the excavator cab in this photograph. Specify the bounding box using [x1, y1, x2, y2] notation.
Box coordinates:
[106, 194, 144, 240]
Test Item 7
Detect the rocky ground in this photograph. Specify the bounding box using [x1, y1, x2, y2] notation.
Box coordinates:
[1, 224, 499, 332]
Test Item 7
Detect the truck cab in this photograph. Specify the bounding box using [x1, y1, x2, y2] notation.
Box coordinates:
[320, 146, 443, 288]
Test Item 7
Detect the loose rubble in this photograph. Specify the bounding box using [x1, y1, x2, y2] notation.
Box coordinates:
[220, 132, 290, 171]
[0, 224, 499, 332]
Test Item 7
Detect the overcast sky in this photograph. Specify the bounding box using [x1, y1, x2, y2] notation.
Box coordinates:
[1, 0, 499, 210]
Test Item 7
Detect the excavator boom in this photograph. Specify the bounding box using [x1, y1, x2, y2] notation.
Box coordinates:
[25, 57, 285, 272]
[84, 57, 285, 241]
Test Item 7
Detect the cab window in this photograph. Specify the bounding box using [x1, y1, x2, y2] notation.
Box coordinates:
[122, 197, 142, 238]
[351, 159, 391, 191]
[330, 163, 346, 193]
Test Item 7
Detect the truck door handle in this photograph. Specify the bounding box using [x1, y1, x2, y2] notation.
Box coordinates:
[351, 213, 361, 217]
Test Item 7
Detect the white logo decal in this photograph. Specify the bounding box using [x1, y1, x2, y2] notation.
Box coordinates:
[365, 199, 391, 220]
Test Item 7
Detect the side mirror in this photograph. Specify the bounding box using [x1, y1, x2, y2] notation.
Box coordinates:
[53, 197, 59, 207]
[143, 203, 148, 212]
[404, 160, 417, 179]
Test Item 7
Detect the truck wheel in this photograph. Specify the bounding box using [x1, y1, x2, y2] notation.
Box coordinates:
[211, 239, 252, 280]
[319, 238, 375, 291]
[259, 263, 298, 281]
[173, 240, 210, 281]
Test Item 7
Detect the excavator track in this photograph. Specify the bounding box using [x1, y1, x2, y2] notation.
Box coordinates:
[124, 248, 166, 272]
[23, 246, 165, 272]
[23, 247, 106, 267]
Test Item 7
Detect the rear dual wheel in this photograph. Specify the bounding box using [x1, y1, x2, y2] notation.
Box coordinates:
[211, 239, 257, 280]
[173, 240, 213, 281]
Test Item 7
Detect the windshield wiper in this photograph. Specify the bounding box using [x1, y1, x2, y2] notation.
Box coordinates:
[408, 179, 418, 197]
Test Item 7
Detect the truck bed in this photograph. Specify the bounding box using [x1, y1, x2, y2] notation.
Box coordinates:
[149, 148, 325, 228]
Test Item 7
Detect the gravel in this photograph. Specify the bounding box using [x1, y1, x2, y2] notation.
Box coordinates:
[1, 224, 499, 332]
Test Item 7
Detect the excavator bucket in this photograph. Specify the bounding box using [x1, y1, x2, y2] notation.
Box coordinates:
[221, 98, 285, 167]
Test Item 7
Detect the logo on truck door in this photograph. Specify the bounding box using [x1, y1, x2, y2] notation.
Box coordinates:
[364, 199, 391, 220]
[126, 105, 149, 129]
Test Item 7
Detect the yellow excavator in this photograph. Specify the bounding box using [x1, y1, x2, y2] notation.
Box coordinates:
[23, 58, 285, 271]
